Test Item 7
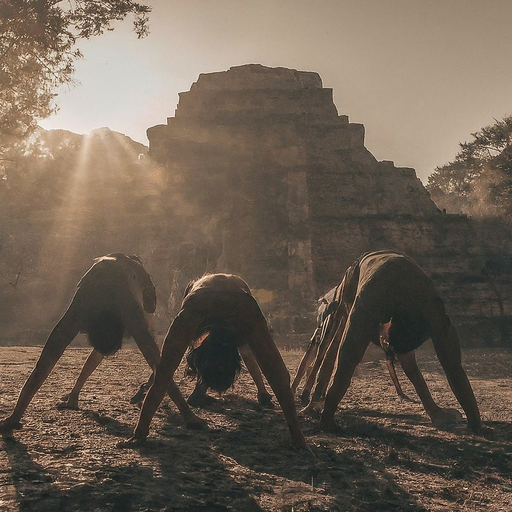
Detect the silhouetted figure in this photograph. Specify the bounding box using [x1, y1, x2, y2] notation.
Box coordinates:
[120, 273, 308, 450]
[292, 284, 412, 403]
[0, 253, 204, 437]
[300, 250, 482, 433]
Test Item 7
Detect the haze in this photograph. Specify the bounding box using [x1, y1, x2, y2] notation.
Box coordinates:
[39, 0, 512, 183]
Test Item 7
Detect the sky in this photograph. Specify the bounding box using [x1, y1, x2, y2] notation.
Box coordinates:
[40, 0, 512, 183]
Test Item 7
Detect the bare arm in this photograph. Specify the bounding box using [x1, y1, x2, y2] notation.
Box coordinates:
[121, 311, 202, 445]
[384, 357, 411, 401]
[238, 345, 273, 407]
[431, 321, 481, 432]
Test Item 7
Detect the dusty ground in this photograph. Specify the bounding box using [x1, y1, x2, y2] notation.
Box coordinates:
[0, 340, 511, 512]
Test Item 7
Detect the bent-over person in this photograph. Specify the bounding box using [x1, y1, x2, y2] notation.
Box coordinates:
[0, 253, 203, 437]
[293, 284, 412, 403]
[121, 273, 308, 450]
[302, 250, 482, 434]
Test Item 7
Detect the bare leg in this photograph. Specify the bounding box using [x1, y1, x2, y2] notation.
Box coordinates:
[59, 349, 104, 409]
[130, 373, 154, 405]
[0, 312, 79, 434]
[239, 346, 273, 407]
[431, 322, 481, 432]
[128, 312, 205, 428]
[128, 315, 161, 371]
[129, 312, 157, 405]
[131, 311, 158, 404]
[167, 380, 208, 428]
[396, 351, 461, 426]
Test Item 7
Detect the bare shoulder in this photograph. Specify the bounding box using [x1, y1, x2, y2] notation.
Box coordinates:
[188, 274, 252, 295]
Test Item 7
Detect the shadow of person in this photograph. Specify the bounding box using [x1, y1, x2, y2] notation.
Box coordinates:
[2, 437, 78, 510]
[208, 395, 512, 511]
[3, 433, 261, 512]
[81, 402, 264, 511]
[200, 395, 426, 511]
[2, 435, 164, 512]
[79, 409, 135, 438]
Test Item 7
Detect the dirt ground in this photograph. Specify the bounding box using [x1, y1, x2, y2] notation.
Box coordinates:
[0, 340, 511, 512]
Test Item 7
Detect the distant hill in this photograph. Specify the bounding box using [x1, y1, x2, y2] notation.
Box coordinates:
[0, 126, 169, 343]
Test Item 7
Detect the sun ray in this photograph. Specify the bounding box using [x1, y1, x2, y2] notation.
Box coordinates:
[35, 133, 95, 310]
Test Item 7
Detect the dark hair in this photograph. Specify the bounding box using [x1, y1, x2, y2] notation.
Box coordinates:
[86, 310, 124, 356]
[388, 310, 431, 354]
[186, 325, 241, 393]
[142, 286, 156, 313]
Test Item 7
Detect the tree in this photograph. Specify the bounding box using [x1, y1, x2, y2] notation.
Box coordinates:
[0, 0, 150, 147]
[427, 115, 512, 221]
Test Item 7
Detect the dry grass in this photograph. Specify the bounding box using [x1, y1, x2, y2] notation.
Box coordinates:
[0, 342, 511, 511]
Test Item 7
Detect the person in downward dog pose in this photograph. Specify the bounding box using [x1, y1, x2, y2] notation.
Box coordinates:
[131, 321, 275, 409]
[132, 306, 276, 409]
[0, 253, 204, 437]
[292, 285, 412, 403]
[183, 321, 274, 408]
[120, 273, 308, 450]
[301, 250, 482, 434]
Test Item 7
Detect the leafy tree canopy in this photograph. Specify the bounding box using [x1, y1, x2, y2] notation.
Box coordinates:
[427, 115, 512, 221]
[0, 0, 150, 147]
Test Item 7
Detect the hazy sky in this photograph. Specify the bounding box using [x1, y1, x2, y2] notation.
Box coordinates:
[40, 1, 512, 183]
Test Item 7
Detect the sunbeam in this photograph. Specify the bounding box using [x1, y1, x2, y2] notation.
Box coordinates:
[35, 133, 95, 308]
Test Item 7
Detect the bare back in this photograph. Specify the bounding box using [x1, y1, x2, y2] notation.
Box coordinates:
[184, 274, 252, 298]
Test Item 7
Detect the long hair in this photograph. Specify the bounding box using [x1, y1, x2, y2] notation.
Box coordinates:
[85, 310, 124, 356]
[186, 324, 242, 393]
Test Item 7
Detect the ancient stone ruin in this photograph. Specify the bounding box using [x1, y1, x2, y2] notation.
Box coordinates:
[147, 64, 512, 344]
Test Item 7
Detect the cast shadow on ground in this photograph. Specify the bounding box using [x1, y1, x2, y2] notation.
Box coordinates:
[2, 431, 264, 512]
[210, 397, 511, 511]
[2, 437, 158, 512]
[205, 396, 428, 511]
[4, 391, 510, 512]
[317, 408, 511, 485]
[78, 401, 266, 511]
